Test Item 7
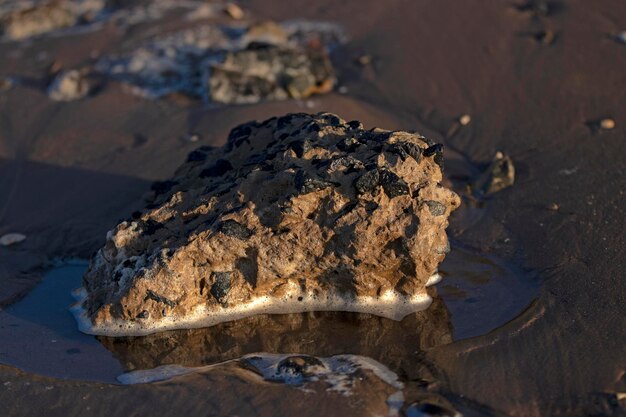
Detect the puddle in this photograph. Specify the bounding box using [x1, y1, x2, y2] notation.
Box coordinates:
[0, 246, 537, 383]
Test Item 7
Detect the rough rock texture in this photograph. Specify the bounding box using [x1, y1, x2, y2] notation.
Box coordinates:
[209, 44, 335, 104]
[79, 112, 460, 335]
[0, 0, 106, 40]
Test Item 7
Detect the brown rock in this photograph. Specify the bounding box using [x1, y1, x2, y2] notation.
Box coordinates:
[76, 113, 460, 335]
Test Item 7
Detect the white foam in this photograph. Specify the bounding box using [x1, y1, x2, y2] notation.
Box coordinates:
[71, 275, 437, 337]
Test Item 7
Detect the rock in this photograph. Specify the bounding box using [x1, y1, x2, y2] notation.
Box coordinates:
[0, 1, 107, 40]
[599, 118, 616, 130]
[458, 114, 471, 126]
[224, 3, 244, 20]
[615, 31, 626, 45]
[209, 44, 335, 104]
[77, 112, 460, 336]
[47, 69, 93, 101]
[0, 233, 26, 246]
[472, 151, 515, 196]
[1, 3, 75, 40]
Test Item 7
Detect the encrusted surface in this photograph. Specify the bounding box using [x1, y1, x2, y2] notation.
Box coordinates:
[79, 112, 460, 335]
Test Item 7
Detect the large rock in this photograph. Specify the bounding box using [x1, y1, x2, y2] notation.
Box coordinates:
[75, 112, 460, 336]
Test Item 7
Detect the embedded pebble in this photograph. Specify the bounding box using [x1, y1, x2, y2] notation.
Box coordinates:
[47, 69, 93, 102]
[459, 114, 471, 126]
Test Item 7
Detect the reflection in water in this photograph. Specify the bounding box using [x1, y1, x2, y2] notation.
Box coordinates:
[99, 296, 452, 381]
[0, 244, 536, 386]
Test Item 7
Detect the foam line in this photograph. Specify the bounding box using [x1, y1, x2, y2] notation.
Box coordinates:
[70, 276, 437, 337]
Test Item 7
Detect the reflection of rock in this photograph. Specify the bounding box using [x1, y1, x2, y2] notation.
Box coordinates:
[79, 113, 459, 336]
[209, 44, 334, 104]
[47, 69, 95, 101]
[472, 152, 515, 196]
[0, 0, 106, 40]
[98, 295, 452, 373]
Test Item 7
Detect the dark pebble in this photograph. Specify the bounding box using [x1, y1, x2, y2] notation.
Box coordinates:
[210, 271, 231, 304]
[200, 159, 233, 178]
[226, 121, 257, 150]
[220, 219, 253, 240]
[355, 169, 380, 194]
[337, 136, 361, 152]
[425, 200, 446, 216]
[347, 120, 362, 129]
[136, 310, 150, 319]
[276, 355, 325, 379]
[290, 138, 313, 158]
[380, 170, 410, 198]
[424, 144, 444, 170]
[144, 289, 176, 307]
[330, 155, 362, 171]
[294, 171, 336, 194]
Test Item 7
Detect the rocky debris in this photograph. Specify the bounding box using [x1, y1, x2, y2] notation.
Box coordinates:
[472, 151, 515, 196]
[47, 68, 95, 101]
[77, 112, 460, 336]
[209, 44, 335, 104]
[0, 233, 26, 246]
[0, 0, 107, 40]
[96, 18, 343, 101]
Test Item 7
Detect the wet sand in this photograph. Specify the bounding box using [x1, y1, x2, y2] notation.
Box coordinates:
[0, 0, 625, 416]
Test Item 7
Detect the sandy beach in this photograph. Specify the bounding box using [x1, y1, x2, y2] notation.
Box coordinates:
[0, 1, 625, 416]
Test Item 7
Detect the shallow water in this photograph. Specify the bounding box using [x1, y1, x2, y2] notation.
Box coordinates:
[0, 246, 536, 384]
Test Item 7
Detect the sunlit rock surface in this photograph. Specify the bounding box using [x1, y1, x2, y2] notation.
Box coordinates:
[77, 112, 460, 335]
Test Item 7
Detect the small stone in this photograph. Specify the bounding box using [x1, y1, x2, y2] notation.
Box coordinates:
[547, 202, 559, 211]
[599, 118, 616, 130]
[290, 139, 313, 158]
[294, 171, 335, 194]
[615, 31, 626, 44]
[424, 144, 444, 170]
[472, 151, 515, 196]
[276, 355, 325, 379]
[459, 114, 471, 126]
[355, 169, 380, 194]
[338, 85, 348, 94]
[220, 220, 253, 240]
[0, 233, 26, 246]
[47, 69, 93, 102]
[380, 170, 410, 198]
[144, 290, 176, 308]
[224, 3, 244, 20]
[187, 133, 201, 142]
[210, 271, 232, 303]
[535, 30, 556, 44]
[356, 55, 371, 66]
[425, 200, 446, 216]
